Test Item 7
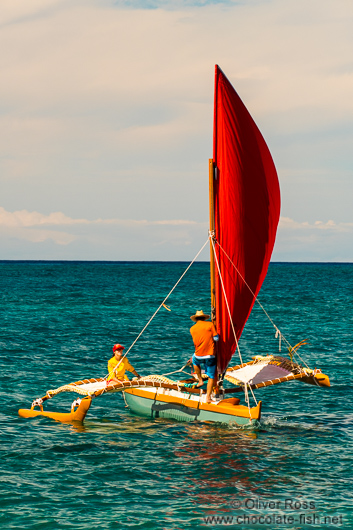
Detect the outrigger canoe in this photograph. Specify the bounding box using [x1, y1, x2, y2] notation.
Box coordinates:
[18, 66, 330, 426]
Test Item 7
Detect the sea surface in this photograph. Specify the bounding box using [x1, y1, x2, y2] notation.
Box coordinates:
[0, 261, 352, 530]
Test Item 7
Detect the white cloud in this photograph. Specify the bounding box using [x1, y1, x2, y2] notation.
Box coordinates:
[274, 216, 353, 262]
[0, 207, 206, 259]
[0, 0, 352, 259]
[0, 0, 63, 26]
[0, 207, 85, 227]
[1, 207, 352, 261]
[279, 217, 353, 233]
[0, 207, 197, 228]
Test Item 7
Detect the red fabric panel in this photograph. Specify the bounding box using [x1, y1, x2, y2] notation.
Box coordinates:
[213, 65, 281, 373]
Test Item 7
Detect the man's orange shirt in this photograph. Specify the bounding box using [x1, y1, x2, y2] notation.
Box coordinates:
[190, 320, 217, 357]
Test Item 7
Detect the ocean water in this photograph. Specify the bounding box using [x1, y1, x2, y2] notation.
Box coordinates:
[0, 261, 352, 530]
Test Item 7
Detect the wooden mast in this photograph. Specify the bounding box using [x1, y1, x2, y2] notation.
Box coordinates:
[209, 158, 216, 325]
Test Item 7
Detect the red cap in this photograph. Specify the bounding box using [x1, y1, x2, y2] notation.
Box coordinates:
[113, 343, 125, 352]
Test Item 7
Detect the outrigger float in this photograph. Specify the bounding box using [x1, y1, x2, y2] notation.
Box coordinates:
[18, 66, 330, 426]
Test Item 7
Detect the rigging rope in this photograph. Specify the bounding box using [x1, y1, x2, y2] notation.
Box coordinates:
[211, 237, 313, 387]
[210, 236, 243, 365]
[248, 382, 258, 405]
[105, 231, 310, 393]
[215, 240, 294, 352]
[162, 361, 192, 377]
[106, 238, 210, 379]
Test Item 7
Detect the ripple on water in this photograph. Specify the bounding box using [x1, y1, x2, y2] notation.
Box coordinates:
[1, 262, 353, 529]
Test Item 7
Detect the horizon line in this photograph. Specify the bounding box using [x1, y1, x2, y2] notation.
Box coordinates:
[0, 260, 352, 265]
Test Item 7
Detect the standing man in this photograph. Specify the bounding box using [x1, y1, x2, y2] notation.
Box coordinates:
[190, 310, 219, 403]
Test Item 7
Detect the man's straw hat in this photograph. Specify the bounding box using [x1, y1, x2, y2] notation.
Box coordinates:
[190, 309, 210, 322]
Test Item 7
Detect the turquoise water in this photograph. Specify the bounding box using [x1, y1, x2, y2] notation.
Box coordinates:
[0, 262, 352, 529]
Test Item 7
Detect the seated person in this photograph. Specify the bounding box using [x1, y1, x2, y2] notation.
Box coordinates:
[107, 343, 140, 384]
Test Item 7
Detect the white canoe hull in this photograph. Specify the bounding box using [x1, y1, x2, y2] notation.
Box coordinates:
[123, 386, 261, 426]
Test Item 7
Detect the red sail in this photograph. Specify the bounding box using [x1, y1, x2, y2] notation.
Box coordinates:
[213, 65, 280, 373]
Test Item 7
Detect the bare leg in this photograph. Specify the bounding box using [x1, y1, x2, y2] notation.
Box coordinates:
[193, 364, 204, 386]
[107, 377, 124, 385]
[206, 377, 214, 403]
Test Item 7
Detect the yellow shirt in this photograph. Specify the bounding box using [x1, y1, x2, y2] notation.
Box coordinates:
[107, 357, 135, 381]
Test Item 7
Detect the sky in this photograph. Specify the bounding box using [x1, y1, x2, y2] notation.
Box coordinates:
[1, 0, 352, 262]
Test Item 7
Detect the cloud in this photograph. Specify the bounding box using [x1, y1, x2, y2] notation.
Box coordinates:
[0, 207, 206, 259]
[0, 207, 85, 227]
[0, 207, 197, 228]
[0, 0, 64, 27]
[0, 0, 352, 259]
[274, 217, 353, 262]
[279, 217, 353, 233]
[1, 207, 352, 261]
